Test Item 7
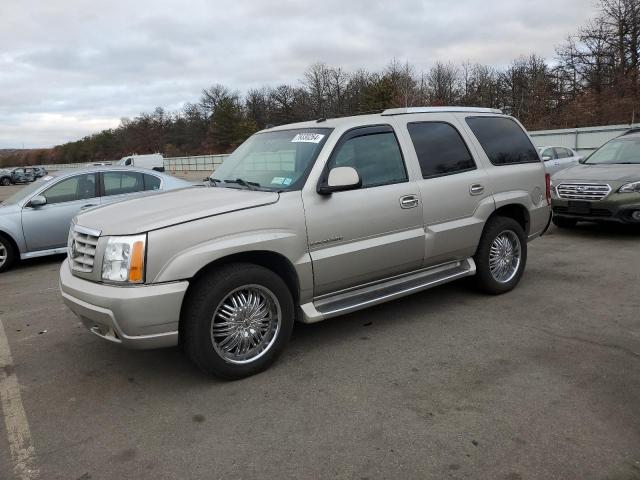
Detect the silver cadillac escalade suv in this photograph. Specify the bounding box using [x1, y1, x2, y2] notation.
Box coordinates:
[60, 107, 551, 379]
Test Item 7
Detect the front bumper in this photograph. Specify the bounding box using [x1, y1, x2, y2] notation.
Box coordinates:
[551, 198, 640, 224]
[59, 259, 189, 349]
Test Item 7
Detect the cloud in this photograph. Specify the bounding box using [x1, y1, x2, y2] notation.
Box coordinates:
[0, 0, 598, 148]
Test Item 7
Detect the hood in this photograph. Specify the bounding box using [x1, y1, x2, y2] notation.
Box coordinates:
[75, 186, 279, 235]
[552, 163, 640, 183]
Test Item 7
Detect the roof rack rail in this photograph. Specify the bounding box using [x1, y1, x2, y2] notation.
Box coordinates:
[621, 126, 640, 136]
[381, 106, 503, 116]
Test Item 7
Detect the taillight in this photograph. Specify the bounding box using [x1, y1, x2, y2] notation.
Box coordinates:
[545, 173, 551, 205]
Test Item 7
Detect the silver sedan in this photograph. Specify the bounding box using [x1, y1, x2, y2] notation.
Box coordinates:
[0, 166, 192, 272]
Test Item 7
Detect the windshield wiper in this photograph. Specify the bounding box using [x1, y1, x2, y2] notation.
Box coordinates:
[223, 178, 261, 190]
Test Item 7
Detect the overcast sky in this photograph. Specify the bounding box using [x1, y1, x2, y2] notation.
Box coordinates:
[1, 0, 598, 149]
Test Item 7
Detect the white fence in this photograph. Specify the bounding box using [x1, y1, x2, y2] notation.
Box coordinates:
[528, 124, 635, 155]
[37, 154, 231, 172]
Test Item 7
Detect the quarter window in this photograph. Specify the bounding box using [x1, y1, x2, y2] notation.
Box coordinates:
[466, 117, 539, 165]
[41, 174, 97, 204]
[330, 130, 407, 188]
[103, 171, 144, 196]
[143, 174, 161, 191]
[407, 122, 476, 178]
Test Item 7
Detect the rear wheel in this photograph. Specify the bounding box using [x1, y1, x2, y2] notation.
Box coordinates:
[0, 234, 16, 273]
[182, 263, 294, 379]
[552, 216, 577, 228]
[473, 216, 527, 294]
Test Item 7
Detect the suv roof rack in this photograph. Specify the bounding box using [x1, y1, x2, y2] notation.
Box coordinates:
[381, 106, 503, 116]
[621, 127, 640, 136]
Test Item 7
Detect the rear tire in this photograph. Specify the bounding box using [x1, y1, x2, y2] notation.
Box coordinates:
[552, 216, 577, 228]
[182, 263, 294, 379]
[473, 216, 527, 295]
[0, 234, 16, 273]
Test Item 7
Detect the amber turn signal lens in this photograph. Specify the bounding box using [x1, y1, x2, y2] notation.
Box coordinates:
[128, 240, 145, 282]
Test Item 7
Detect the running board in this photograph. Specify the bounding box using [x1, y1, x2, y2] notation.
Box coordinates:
[299, 258, 476, 324]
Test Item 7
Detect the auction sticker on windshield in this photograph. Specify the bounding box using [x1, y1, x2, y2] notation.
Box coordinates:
[291, 133, 325, 143]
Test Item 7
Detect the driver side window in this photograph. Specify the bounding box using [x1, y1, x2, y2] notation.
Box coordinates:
[329, 129, 407, 188]
[41, 174, 97, 205]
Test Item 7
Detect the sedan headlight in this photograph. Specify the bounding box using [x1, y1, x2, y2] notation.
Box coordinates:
[101, 234, 146, 283]
[619, 181, 640, 193]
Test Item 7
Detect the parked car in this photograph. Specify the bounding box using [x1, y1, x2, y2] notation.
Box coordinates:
[551, 129, 640, 227]
[0, 167, 192, 272]
[538, 146, 582, 175]
[0, 169, 11, 186]
[33, 166, 48, 178]
[118, 153, 165, 171]
[0, 167, 33, 185]
[60, 106, 551, 379]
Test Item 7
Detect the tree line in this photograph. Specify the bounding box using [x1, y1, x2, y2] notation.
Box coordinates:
[4, 0, 640, 167]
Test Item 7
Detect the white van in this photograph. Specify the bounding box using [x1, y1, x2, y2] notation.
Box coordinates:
[118, 153, 165, 171]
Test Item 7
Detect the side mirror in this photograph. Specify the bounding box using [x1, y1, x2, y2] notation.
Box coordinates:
[317, 167, 362, 195]
[29, 195, 47, 208]
[578, 157, 586, 164]
[542, 155, 552, 161]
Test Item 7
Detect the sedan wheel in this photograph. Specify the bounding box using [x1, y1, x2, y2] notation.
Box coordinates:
[0, 235, 16, 273]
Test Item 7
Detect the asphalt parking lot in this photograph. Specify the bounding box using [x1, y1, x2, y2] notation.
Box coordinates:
[1, 182, 639, 480]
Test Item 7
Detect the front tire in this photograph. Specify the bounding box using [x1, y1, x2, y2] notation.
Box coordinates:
[473, 216, 527, 294]
[0, 234, 16, 273]
[182, 263, 295, 379]
[552, 216, 577, 228]
[0, 177, 10, 186]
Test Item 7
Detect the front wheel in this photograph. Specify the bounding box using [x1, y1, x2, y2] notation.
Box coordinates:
[0, 235, 16, 273]
[473, 216, 527, 295]
[0, 177, 10, 186]
[182, 263, 294, 379]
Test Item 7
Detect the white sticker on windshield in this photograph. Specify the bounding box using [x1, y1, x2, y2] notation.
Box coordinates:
[43, 176, 53, 181]
[291, 133, 325, 144]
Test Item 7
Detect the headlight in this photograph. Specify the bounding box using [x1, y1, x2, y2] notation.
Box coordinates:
[101, 234, 146, 283]
[619, 181, 640, 193]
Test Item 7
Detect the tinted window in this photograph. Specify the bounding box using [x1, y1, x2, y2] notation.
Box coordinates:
[407, 122, 476, 178]
[103, 171, 144, 196]
[330, 131, 407, 188]
[143, 174, 161, 191]
[42, 174, 97, 204]
[466, 117, 539, 165]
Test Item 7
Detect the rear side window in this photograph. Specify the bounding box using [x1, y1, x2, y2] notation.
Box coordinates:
[103, 171, 144, 196]
[466, 117, 539, 165]
[407, 122, 476, 178]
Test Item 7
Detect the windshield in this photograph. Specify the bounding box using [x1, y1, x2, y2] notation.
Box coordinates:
[210, 128, 332, 191]
[1, 176, 55, 205]
[585, 136, 640, 165]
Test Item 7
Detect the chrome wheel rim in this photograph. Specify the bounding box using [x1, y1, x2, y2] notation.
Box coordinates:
[0, 242, 6, 268]
[489, 230, 521, 284]
[210, 285, 281, 364]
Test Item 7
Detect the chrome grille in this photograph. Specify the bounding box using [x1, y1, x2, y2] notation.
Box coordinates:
[69, 225, 100, 273]
[556, 183, 611, 201]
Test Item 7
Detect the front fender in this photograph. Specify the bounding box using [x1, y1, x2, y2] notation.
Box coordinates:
[0, 208, 26, 253]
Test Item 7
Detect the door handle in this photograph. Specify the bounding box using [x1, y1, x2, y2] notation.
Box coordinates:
[81, 204, 97, 210]
[399, 195, 419, 209]
[469, 184, 484, 196]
